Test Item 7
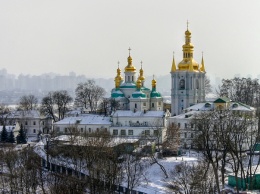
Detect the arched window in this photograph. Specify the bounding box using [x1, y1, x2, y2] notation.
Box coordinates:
[179, 79, 185, 90]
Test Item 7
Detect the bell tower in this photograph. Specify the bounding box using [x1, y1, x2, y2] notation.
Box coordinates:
[171, 23, 206, 116]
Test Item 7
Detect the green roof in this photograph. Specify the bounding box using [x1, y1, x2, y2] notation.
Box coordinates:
[150, 91, 162, 98]
[111, 89, 125, 98]
[120, 85, 136, 88]
[132, 91, 146, 98]
[214, 97, 231, 103]
[253, 143, 260, 151]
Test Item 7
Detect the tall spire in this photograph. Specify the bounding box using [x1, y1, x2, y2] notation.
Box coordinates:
[200, 52, 206, 72]
[171, 51, 177, 72]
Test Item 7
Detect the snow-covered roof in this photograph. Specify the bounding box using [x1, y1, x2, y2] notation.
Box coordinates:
[113, 110, 165, 118]
[6, 110, 42, 119]
[184, 101, 254, 112]
[54, 115, 111, 125]
[171, 110, 198, 119]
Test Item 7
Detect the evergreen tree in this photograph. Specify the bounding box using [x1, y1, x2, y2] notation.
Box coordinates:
[8, 130, 15, 143]
[1, 125, 8, 142]
[16, 124, 27, 144]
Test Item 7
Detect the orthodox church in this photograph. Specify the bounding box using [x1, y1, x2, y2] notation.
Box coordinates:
[170, 24, 206, 116]
[111, 49, 164, 112]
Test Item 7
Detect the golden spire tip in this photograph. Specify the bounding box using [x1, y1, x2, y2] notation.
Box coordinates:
[128, 47, 131, 56]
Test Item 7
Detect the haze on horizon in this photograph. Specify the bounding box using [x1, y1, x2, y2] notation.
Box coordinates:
[0, 0, 259, 79]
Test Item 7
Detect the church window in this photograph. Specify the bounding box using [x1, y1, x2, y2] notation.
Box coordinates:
[184, 132, 187, 138]
[89, 128, 91, 132]
[178, 123, 181, 128]
[33, 129, 36, 133]
[135, 103, 137, 108]
[152, 103, 154, 108]
[132, 76, 134, 81]
[113, 130, 118, 135]
[179, 79, 185, 90]
[96, 128, 99, 132]
[158, 102, 161, 106]
[65, 128, 67, 133]
[81, 128, 83, 133]
[128, 76, 130, 81]
[121, 130, 126, 136]
[128, 130, 133, 135]
[25, 121, 28, 125]
[33, 121, 36, 125]
[143, 102, 146, 106]
[154, 130, 158, 136]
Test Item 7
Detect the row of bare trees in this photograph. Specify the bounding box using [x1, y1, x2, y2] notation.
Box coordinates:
[0, 130, 151, 193]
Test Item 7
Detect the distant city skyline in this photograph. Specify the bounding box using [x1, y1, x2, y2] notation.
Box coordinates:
[0, 1, 259, 79]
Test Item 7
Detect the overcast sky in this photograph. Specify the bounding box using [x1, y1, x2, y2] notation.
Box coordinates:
[0, 0, 259, 79]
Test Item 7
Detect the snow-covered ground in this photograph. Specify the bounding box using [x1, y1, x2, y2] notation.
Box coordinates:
[135, 155, 197, 194]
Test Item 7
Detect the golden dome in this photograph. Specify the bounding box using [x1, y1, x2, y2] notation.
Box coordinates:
[114, 77, 120, 88]
[138, 64, 145, 81]
[136, 79, 142, 89]
[116, 66, 123, 81]
[125, 48, 136, 72]
[152, 76, 156, 88]
[185, 30, 191, 36]
[178, 58, 199, 71]
[176, 24, 202, 72]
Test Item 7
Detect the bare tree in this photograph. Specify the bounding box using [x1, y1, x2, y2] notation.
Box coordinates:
[163, 122, 180, 155]
[75, 80, 106, 112]
[204, 75, 212, 95]
[217, 77, 259, 106]
[40, 90, 73, 122]
[0, 104, 11, 126]
[167, 160, 216, 194]
[18, 95, 38, 111]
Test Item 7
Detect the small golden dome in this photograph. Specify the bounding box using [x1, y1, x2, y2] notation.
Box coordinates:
[138, 64, 145, 81]
[152, 77, 156, 88]
[185, 30, 191, 36]
[137, 79, 142, 89]
[125, 55, 136, 72]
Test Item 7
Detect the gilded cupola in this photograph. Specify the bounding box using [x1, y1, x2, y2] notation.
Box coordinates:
[124, 48, 136, 72]
[151, 75, 161, 98]
[152, 75, 156, 89]
[177, 22, 200, 72]
[114, 62, 123, 88]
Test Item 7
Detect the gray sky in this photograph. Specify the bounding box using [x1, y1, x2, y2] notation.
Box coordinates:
[0, 0, 259, 79]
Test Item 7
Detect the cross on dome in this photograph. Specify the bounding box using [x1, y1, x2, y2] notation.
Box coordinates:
[128, 47, 131, 56]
